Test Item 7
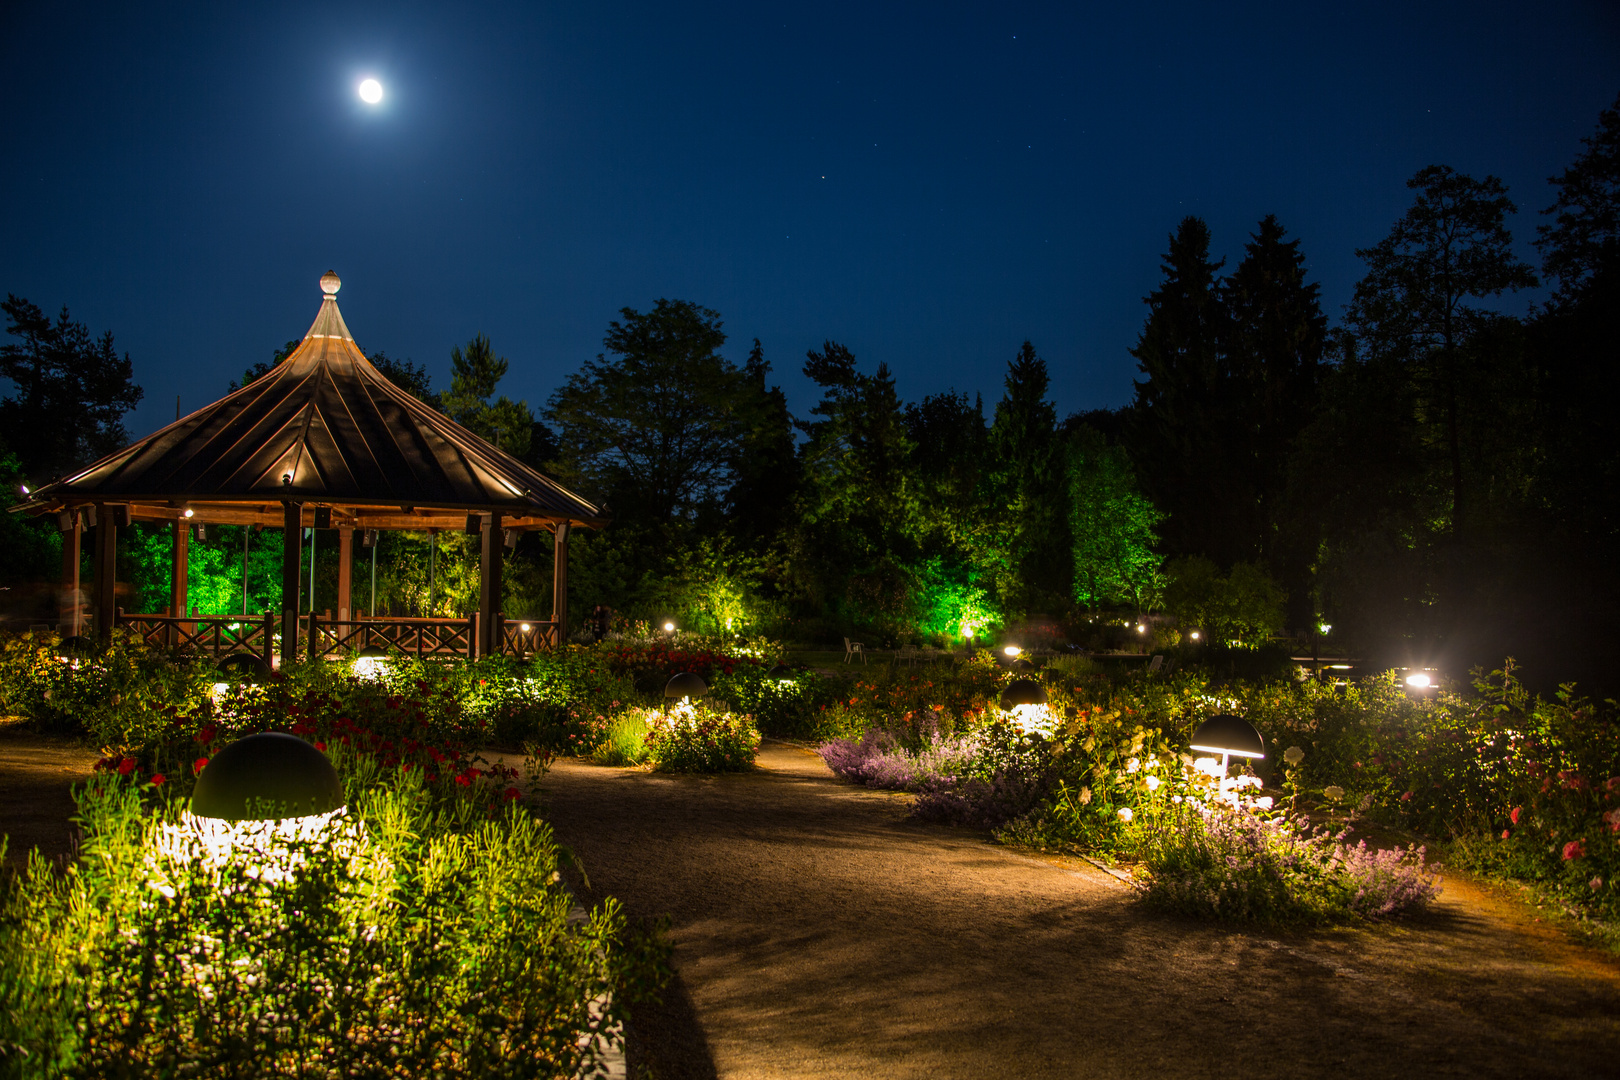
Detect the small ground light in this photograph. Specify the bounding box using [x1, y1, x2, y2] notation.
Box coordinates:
[1003, 645, 1021, 658]
[663, 621, 675, 633]
[664, 671, 708, 703]
[352, 646, 389, 680]
[520, 623, 532, 633]
[999, 678, 1052, 736]
[212, 653, 270, 699]
[1190, 631, 1201, 641]
[1318, 623, 1332, 635]
[1188, 713, 1265, 780]
[766, 663, 794, 682]
[1137, 623, 1147, 634]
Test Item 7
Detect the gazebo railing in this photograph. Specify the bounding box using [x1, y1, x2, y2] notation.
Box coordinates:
[116, 610, 559, 662]
[499, 618, 559, 654]
[308, 615, 477, 660]
[118, 610, 276, 666]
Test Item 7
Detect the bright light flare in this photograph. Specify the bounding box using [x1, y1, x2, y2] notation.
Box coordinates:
[1189, 631, 1201, 641]
[358, 78, 383, 104]
[1003, 645, 1021, 658]
[663, 622, 675, 633]
[1406, 672, 1432, 689]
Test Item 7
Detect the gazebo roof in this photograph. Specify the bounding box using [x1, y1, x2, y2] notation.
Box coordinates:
[14, 272, 607, 532]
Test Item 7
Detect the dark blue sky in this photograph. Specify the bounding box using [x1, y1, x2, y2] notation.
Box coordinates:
[2, 1, 1615, 442]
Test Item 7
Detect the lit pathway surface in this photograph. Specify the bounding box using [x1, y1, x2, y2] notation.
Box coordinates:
[532, 740, 1620, 1080]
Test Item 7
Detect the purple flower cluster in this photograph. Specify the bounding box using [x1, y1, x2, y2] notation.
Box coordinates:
[818, 725, 1051, 828]
[1331, 839, 1442, 916]
[816, 728, 978, 792]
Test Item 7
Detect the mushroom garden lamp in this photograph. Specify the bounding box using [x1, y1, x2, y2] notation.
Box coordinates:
[664, 671, 708, 707]
[187, 732, 349, 879]
[999, 678, 1051, 736]
[1188, 714, 1265, 779]
[212, 652, 270, 699]
[766, 663, 794, 683]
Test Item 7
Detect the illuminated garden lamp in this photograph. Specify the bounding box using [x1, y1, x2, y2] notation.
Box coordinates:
[664, 671, 708, 704]
[999, 678, 1052, 737]
[663, 621, 676, 636]
[1003, 645, 1022, 658]
[766, 663, 794, 682]
[352, 646, 390, 681]
[190, 732, 344, 823]
[212, 652, 270, 698]
[1188, 713, 1265, 780]
[1189, 630, 1201, 642]
[1404, 670, 1437, 698]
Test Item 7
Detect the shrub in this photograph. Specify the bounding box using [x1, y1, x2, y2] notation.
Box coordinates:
[588, 709, 655, 767]
[0, 764, 667, 1077]
[646, 708, 759, 773]
[1136, 800, 1440, 924]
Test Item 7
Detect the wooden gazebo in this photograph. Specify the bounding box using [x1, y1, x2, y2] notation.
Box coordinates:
[12, 271, 607, 664]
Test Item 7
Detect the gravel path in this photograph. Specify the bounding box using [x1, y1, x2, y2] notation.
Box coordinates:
[534, 740, 1620, 1080]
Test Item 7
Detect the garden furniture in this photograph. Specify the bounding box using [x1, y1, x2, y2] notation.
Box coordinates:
[843, 637, 866, 664]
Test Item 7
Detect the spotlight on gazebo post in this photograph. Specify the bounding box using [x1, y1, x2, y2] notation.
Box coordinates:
[999, 678, 1051, 736]
[664, 671, 707, 712]
[1188, 713, 1265, 781]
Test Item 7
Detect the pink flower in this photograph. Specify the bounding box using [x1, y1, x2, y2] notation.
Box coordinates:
[1510, 805, 1522, 824]
[1501, 829, 1511, 840]
[1591, 877, 1604, 891]
[1400, 791, 1413, 802]
[1562, 839, 1587, 861]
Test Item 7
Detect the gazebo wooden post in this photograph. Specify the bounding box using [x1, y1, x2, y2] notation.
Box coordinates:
[552, 522, 569, 647]
[92, 505, 118, 647]
[279, 501, 302, 667]
[337, 526, 354, 623]
[59, 510, 82, 636]
[170, 519, 189, 648]
[479, 512, 503, 657]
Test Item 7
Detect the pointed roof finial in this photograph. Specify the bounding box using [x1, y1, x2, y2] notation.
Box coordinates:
[320, 270, 341, 297]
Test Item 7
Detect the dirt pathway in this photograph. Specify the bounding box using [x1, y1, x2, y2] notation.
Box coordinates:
[0, 724, 99, 870]
[534, 741, 1620, 1080]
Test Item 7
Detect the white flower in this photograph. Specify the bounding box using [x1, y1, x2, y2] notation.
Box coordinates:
[1144, 775, 1161, 792]
[1171, 794, 1183, 805]
[1078, 786, 1093, 805]
[1253, 796, 1274, 810]
[1324, 785, 1345, 802]
[1193, 757, 1222, 777]
[1117, 807, 1134, 822]
[1284, 746, 1305, 766]
[1125, 757, 1140, 773]
[1236, 775, 1263, 790]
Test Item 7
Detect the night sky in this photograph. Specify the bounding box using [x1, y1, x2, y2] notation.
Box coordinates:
[2, 1, 1615, 442]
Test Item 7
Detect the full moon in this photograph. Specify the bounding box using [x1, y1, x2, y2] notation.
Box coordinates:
[358, 78, 383, 104]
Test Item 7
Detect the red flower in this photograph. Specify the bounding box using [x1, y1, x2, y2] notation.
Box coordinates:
[1510, 806, 1522, 824]
[193, 756, 209, 775]
[314, 741, 327, 752]
[1563, 839, 1588, 861]
[197, 725, 217, 744]
[455, 774, 471, 786]
[1400, 791, 1413, 802]
[117, 757, 136, 776]
[1501, 829, 1511, 840]
[503, 787, 521, 800]
[150, 773, 166, 786]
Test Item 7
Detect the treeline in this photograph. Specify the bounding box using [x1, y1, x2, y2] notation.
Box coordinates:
[3, 97, 1616, 689]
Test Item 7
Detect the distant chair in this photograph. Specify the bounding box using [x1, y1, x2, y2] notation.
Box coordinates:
[1148, 654, 1164, 673]
[843, 637, 866, 664]
[920, 645, 941, 663]
[898, 644, 919, 666]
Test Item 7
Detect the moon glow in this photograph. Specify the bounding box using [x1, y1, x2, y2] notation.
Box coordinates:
[358, 78, 383, 104]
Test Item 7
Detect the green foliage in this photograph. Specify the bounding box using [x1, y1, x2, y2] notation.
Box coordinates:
[442, 332, 534, 457]
[0, 294, 144, 487]
[1163, 557, 1284, 647]
[588, 709, 656, 767]
[0, 767, 664, 1076]
[1067, 426, 1164, 611]
[645, 707, 760, 773]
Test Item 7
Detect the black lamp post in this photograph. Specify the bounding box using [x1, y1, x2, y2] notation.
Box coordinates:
[190, 732, 344, 822]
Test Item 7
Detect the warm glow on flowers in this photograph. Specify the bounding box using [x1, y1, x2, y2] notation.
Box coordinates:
[1283, 746, 1305, 767]
[1144, 775, 1161, 792]
[1324, 785, 1344, 802]
[1117, 807, 1133, 822]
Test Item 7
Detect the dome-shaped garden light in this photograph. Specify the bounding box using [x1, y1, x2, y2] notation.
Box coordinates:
[664, 671, 708, 705]
[1188, 713, 1265, 780]
[212, 652, 271, 699]
[999, 678, 1052, 737]
[191, 732, 345, 823]
[766, 663, 794, 683]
